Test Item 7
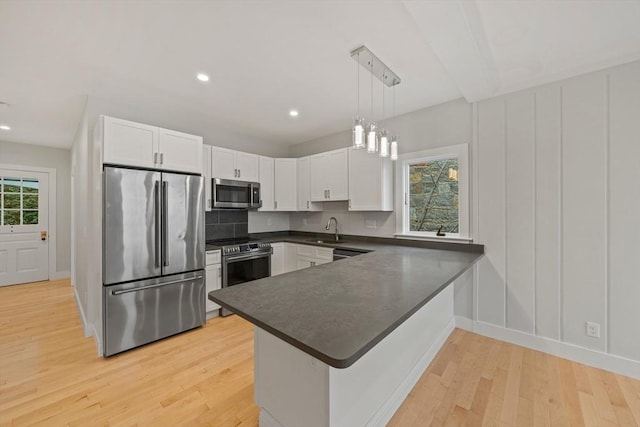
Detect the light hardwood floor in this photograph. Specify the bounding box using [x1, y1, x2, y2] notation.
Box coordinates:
[0, 279, 638, 426]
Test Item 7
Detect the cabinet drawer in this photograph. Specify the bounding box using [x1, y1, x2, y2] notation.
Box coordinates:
[206, 250, 221, 265]
[296, 244, 333, 261]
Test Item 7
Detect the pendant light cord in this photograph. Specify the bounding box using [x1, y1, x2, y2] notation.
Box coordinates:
[357, 53, 360, 117]
[370, 60, 374, 121]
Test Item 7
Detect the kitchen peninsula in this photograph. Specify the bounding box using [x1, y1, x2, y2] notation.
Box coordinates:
[209, 237, 483, 427]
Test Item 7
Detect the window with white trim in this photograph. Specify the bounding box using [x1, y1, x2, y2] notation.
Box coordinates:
[396, 144, 469, 240]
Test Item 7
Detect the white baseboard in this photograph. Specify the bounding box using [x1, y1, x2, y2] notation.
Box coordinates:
[50, 270, 71, 280]
[455, 316, 640, 379]
[368, 317, 456, 427]
[92, 324, 103, 357]
[73, 286, 91, 337]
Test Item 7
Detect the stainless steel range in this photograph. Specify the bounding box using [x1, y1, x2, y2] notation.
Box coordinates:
[213, 239, 272, 316]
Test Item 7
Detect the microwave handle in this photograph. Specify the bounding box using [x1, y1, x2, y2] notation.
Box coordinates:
[250, 183, 262, 208]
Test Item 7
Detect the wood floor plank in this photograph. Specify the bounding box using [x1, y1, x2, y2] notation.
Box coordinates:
[2, 280, 639, 427]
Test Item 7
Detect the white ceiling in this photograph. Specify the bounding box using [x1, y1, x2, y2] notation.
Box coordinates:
[0, 0, 638, 150]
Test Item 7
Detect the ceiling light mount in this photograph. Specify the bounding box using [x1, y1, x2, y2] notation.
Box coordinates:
[350, 45, 401, 88]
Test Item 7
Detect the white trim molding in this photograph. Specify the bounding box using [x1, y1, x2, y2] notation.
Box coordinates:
[455, 316, 640, 380]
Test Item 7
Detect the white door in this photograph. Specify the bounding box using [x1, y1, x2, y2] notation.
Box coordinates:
[0, 170, 49, 286]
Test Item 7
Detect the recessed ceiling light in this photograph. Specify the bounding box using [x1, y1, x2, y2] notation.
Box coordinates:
[0, 125, 10, 131]
[289, 110, 299, 117]
[196, 73, 210, 82]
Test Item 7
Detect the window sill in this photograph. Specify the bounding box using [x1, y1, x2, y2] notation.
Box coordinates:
[393, 233, 473, 244]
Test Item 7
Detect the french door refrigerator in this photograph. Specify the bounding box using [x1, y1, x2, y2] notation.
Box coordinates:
[103, 166, 205, 356]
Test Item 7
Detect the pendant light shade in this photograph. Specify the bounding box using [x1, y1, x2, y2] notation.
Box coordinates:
[379, 129, 389, 157]
[390, 136, 398, 161]
[367, 122, 378, 153]
[353, 116, 365, 149]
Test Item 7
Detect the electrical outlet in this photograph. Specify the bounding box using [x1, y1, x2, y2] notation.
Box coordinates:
[267, 217, 273, 226]
[365, 219, 377, 229]
[586, 322, 600, 338]
[303, 218, 308, 225]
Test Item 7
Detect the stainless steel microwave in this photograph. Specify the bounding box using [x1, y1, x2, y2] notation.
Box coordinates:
[212, 178, 261, 209]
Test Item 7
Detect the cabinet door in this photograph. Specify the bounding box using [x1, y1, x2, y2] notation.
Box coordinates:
[103, 116, 158, 168]
[211, 146, 237, 180]
[271, 243, 285, 276]
[284, 243, 298, 273]
[157, 129, 203, 174]
[296, 257, 314, 270]
[348, 147, 393, 211]
[309, 154, 327, 201]
[205, 264, 222, 312]
[274, 159, 297, 211]
[259, 156, 275, 211]
[235, 152, 260, 182]
[326, 148, 349, 200]
[296, 157, 322, 211]
[202, 145, 212, 211]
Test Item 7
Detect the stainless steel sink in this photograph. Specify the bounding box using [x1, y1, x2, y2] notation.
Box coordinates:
[306, 239, 350, 245]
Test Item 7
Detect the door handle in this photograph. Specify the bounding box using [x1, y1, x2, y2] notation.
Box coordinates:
[40, 231, 47, 241]
[111, 275, 203, 295]
[162, 181, 169, 267]
[154, 181, 161, 268]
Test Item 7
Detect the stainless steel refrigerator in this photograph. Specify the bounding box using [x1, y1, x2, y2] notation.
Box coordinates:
[103, 166, 205, 356]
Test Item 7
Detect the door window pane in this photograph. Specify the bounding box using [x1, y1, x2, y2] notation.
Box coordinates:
[22, 194, 38, 210]
[3, 177, 20, 193]
[4, 210, 20, 225]
[408, 158, 459, 233]
[23, 211, 39, 225]
[22, 179, 39, 194]
[3, 193, 20, 209]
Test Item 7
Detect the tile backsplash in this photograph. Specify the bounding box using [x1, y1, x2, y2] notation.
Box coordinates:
[205, 209, 248, 241]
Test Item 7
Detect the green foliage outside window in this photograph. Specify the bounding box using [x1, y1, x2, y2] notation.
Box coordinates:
[409, 158, 459, 233]
[0, 177, 39, 226]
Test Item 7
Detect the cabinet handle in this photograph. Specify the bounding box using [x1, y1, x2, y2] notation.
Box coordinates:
[274, 200, 278, 209]
[328, 189, 331, 199]
[307, 200, 309, 209]
[154, 152, 158, 164]
[218, 268, 221, 278]
[238, 169, 241, 178]
[160, 152, 164, 165]
[349, 199, 352, 209]
[234, 169, 237, 177]
[311, 261, 316, 267]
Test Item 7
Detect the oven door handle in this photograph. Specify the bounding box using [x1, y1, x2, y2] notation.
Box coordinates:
[223, 251, 272, 263]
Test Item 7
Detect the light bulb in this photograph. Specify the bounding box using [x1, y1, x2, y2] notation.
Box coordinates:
[353, 117, 365, 149]
[379, 130, 389, 157]
[367, 123, 378, 153]
[390, 137, 398, 161]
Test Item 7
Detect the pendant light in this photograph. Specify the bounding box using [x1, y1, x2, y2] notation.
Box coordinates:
[379, 71, 389, 158]
[366, 59, 378, 153]
[350, 46, 400, 160]
[352, 52, 365, 149]
[390, 84, 398, 161]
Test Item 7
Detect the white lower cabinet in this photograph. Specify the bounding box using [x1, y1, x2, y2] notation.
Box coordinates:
[271, 243, 285, 276]
[205, 250, 221, 313]
[273, 243, 334, 274]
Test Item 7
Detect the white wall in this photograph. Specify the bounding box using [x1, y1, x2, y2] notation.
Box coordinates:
[0, 140, 71, 274]
[473, 61, 640, 364]
[287, 98, 472, 237]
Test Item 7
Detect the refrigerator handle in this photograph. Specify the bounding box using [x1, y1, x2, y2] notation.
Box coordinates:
[162, 181, 169, 267]
[154, 180, 161, 268]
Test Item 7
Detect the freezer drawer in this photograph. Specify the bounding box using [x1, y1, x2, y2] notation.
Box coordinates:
[103, 271, 205, 356]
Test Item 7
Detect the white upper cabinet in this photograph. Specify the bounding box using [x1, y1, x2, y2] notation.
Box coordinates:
[157, 128, 203, 174]
[102, 116, 202, 174]
[297, 157, 322, 211]
[348, 147, 393, 211]
[211, 147, 238, 180]
[259, 156, 275, 211]
[274, 158, 297, 211]
[211, 146, 260, 181]
[202, 145, 212, 211]
[309, 148, 349, 202]
[103, 116, 158, 169]
[235, 152, 260, 182]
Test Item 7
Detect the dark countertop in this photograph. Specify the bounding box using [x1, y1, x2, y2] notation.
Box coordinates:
[208, 232, 483, 368]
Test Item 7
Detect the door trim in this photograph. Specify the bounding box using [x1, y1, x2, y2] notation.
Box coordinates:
[0, 164, 57, 281]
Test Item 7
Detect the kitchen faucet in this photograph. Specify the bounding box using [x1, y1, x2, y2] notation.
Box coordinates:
[326, 217, 339, 241]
